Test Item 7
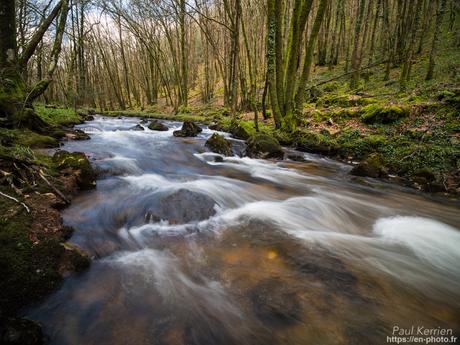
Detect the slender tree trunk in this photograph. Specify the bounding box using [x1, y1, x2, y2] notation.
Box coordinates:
[426, 0, 447, 80]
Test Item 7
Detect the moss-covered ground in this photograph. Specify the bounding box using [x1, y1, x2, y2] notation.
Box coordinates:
[0, 105, 91, 321]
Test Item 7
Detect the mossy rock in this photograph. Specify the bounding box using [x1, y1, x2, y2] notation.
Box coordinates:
[52, 151, 96, 190]
[61, 243, 91, 273]
[173, 121, 202, 137]
[205, 133, 233, 156]
[208, 122, 224, 131]
[351, 153, 388, 178]
[229, 123, 250, 140]
[246, 133, 284, 159]
[148, 120, 168, 131]
[294, 131, 339, 155]
[360, 104, 408, 124]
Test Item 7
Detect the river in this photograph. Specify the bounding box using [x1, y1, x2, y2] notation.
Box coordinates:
[26, 116, 460, 345]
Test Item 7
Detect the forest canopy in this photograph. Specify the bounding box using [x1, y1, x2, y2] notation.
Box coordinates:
[1, 0, 459, 130]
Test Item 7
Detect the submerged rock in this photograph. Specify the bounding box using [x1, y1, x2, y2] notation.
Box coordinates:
[129, 124, 145, 131]
[205, 133, 233, 156]
[351, 153, 388, 178]
[246, 133, 284, 159]
[249, 278, 301, 327]
[52, 151, 96, 190]
[286, 153, 307, 162]
[148, 120, 168, 131]
[146, 189, 216, 224]
[173, 121, 202, 137]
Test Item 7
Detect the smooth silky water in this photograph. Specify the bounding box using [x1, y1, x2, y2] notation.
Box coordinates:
[26, 116, 460, 345]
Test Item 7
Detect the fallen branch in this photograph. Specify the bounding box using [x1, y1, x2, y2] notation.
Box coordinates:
[37, 169, 71, 205]
[0, 191, 30, 213]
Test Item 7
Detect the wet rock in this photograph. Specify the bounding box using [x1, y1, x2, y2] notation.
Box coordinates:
[148, 120, 169, 131]
[286, 153, 306, 162]
[146, 189, 216, 224]
[205, 133, 233, 156]
[246, 133, 284, 159]
[65, 129, 90, 140]
[249, 278, 301, 327]
[173, 121, 202, 137]
[208, 122, 224, 131]
[0, 317, 45, 345]
[59, 243, 91, 275]
[84, 115, 95, 121]
[52, 151, 96, 190]
[229, 124, 250, 140]
[129, 124, 145, 131]
[351, 153, 388, 178]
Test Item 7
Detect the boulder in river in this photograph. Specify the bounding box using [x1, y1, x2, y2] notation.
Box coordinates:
[67, 129, 90, 140]
[351, 153, 388, 178]
[249, 278, 301, 327]
[173, 121, 202, 137]
[52, 150, 96, 190]
[246, 133, 284, 159]
[146, 189, 216, 224]
[205, 133, 233, 156]
[129, 124, 145, 131]
[148, 120, 169, 131]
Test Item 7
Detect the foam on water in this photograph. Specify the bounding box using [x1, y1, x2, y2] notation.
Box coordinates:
[373, 216, 460, 276]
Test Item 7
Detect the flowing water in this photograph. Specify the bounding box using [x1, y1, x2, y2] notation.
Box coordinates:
[27, 116, 460, 345]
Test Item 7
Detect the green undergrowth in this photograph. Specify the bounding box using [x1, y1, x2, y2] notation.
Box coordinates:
[34, 104, 82, 126]
[103, 109, 209, 123]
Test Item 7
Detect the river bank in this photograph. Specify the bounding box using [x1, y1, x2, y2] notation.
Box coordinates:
[0, 108, 94, 344]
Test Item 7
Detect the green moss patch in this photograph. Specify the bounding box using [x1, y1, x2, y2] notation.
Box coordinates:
[0, 191, 63, 315]
[34, 104, 82, 126]
[360, 104, 409, 124]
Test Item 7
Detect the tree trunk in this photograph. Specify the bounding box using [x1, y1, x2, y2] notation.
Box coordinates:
[426, 0, 447, 80]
